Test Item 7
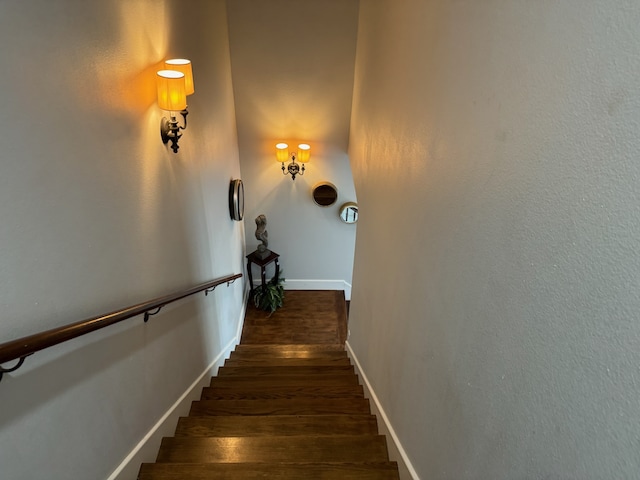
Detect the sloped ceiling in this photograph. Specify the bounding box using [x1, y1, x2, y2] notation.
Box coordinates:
[227, 0, 359, 150]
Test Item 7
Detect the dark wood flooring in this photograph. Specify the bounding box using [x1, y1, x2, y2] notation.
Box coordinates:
[138, 290, 399, 479]
[240, 290, 348, 345]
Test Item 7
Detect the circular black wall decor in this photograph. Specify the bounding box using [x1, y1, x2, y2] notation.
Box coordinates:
[312, 182, 338, 207]
[229, 179, 244, 221]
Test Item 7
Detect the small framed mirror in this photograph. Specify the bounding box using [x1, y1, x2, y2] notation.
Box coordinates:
[312, 182, 338, 207]
[339, 202, 358, 224]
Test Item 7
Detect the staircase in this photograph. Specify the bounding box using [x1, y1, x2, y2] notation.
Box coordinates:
[138, 291, 400, 479]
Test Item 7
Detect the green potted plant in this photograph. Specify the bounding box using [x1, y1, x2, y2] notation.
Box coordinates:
[252, 272, 285, 314]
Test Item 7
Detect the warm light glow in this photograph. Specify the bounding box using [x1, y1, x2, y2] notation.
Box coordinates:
[156, 70, 187, 111]
[276, 143, 289, 162]
[165, 58, 194, 95]
[297, 143, 311, 163]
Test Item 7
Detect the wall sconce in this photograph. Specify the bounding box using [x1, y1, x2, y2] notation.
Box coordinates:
[157, 59, 194, 153]
[276, 143, 310, 180]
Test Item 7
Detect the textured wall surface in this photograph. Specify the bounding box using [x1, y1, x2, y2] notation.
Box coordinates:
[348, 0, 640, 478]
[0, 1, 244, 479]
[227, 0, 359, 290]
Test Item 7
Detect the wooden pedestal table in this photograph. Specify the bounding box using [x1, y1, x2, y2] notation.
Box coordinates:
[246, 250, 280, 293]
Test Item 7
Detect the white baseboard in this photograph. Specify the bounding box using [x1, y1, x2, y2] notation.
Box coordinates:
[236, 285, 250, 342]
[107, 299, 248, 480]
[283, 279, 352, 300]
[346, 341, 420, 480]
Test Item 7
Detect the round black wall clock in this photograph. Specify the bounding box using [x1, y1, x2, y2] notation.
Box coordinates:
[229, 179, 244, 221]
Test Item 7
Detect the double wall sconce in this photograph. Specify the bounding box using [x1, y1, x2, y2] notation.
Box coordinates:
[157, 59, 195, 153]
[276, 143, 310, 180]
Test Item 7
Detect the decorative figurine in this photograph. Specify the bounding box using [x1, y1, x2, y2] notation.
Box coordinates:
[255, 214, 270, 258]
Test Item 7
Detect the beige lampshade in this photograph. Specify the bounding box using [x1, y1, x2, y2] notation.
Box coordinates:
[165, 58, 194, 95]
[297, 143, 311, 163]
[276, 143, 289, 162]
[156, 70, 187, 111]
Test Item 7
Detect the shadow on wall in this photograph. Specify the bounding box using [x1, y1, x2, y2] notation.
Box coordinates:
[0, 299, 208, 433]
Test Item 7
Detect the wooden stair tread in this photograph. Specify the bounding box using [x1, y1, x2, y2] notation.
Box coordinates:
[230, 349, 348, 359]
[209, 374, 359, 387]
[218, 365, 355, 376]
[175, 414, 379, 437]
[201, 384, 364, 400]
[240, 327, 341, 345]
[189, 398, 371, 416]
[233, 344, 346, 352]
[139, 462, 400, 479]
[224, 357, 352, 367]
[156, 435, 390, 463]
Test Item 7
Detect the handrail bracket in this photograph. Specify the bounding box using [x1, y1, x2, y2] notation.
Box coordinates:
[143, 306, 164, 323]
[205, 277, 237, 296]
[0, 354, 32, 383]
[204, 286, 217, 296]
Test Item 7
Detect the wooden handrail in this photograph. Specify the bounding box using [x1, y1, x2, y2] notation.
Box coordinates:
[0, 273, 243, 377]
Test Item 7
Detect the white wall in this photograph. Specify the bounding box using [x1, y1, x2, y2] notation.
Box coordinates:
[226, 0, 359, 293]
[348, 1, 640, 478]
[0, 1, 245, 479]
